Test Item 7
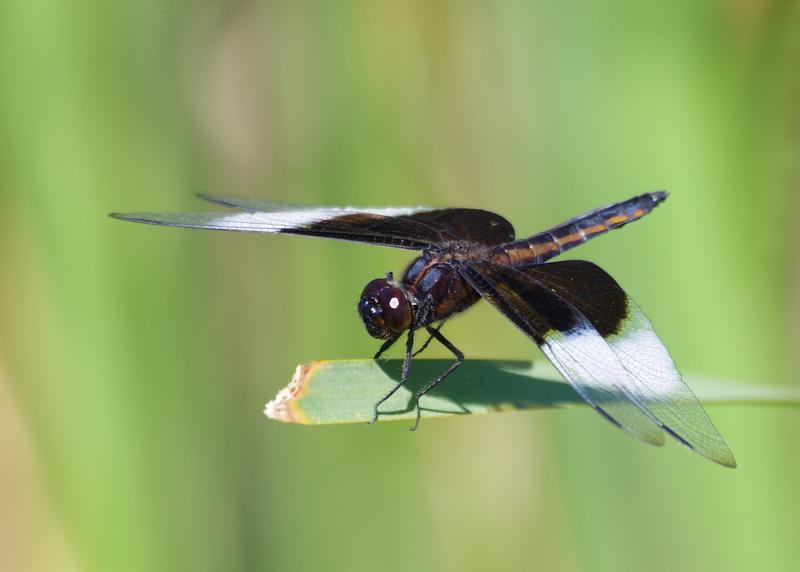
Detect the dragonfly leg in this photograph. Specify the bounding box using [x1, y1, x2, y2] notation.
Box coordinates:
[373, 334, 400, 359]
[411, 321, 446, 357]
[409, 326, 464, 431]
[368, 328, 415, 424]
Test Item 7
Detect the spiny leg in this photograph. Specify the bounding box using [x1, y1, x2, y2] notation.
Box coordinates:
[411, 321, 446, 358]
[373, 334, 399, 359]
[409, 326, 464, 431]
[367, 328, 415, 424]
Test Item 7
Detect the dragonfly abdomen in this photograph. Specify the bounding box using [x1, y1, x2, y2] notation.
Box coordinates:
[490, 192, 667, 267]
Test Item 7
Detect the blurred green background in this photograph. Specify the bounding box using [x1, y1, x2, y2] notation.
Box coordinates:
[1, 1, 799, 571]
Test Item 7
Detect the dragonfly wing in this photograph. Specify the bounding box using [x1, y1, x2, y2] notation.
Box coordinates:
[112, 196, 515, 249]
[461, 259, 736, 467]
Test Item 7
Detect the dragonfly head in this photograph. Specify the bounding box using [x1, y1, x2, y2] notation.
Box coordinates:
[357, 274, 414, 339]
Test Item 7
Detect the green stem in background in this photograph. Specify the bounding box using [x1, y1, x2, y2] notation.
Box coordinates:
[264, 359, 800, 425]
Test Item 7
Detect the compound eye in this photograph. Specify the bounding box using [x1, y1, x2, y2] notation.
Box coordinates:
[361, 278, 388, 300]
[377, 287, 412, 332]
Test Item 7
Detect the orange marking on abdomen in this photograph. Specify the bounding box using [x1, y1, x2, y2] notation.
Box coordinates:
[538, 241, 559, 255]
[557, 232, 584, 247]
[583, 223, 607, 236]
[605, 214, 629, 226]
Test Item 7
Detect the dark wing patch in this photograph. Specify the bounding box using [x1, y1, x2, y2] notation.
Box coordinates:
[461, 260, 737, 467]
[523, 259, 629, 337]
[402, 208, 515, 245]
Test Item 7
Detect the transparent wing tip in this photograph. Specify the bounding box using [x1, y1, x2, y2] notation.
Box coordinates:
[701, 444, 737, 469]
[661, 425, 737, 468]
[108, 212, 166, 225]
[195, 194, 236, 208]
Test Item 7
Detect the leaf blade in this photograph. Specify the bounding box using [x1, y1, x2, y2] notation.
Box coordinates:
[264, 360, 800, 425]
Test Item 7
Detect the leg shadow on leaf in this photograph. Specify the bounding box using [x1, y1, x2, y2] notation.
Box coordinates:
[373, 359, 580, 422]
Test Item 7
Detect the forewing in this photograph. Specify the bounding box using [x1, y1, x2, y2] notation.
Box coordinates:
[460, 261, 666, 447]
[111, 203, 442, 249]
[112, 197, 515, 249]
[197, 195, 516, 245]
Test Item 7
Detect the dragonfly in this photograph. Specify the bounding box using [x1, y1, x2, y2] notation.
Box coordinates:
[111, 191, 736, 467]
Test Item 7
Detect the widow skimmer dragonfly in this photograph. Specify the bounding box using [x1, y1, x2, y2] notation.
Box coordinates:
[111, 192, 736, 467]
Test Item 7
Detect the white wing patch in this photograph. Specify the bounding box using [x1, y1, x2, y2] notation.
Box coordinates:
[542, 329, 665, 446]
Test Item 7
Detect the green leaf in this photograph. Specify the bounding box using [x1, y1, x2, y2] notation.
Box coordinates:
[264, 359, 800, 425]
